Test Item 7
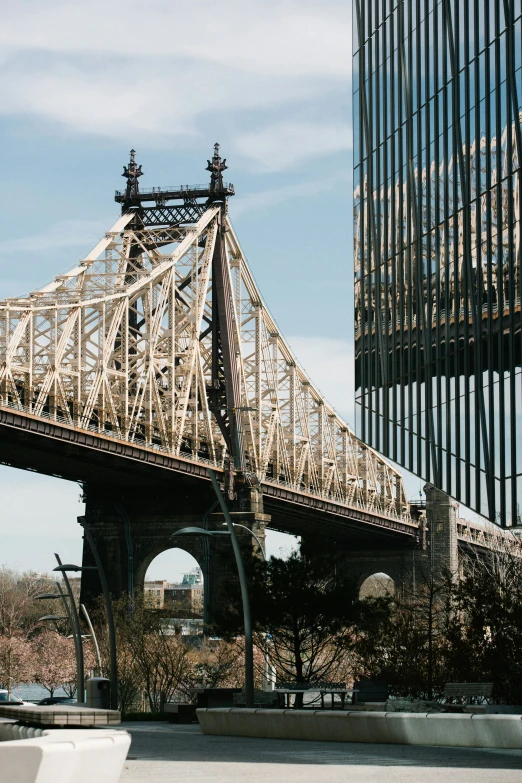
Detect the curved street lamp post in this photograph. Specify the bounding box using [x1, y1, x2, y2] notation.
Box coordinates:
[79, 521, 118, 710]
[35, 577, 85, 703]
[221, 522, 266, 559]
[53, 552, 118, 711]
[81, 604, 103, 672]
[171, 468, 260, 708]
[52, 555, 86, 702]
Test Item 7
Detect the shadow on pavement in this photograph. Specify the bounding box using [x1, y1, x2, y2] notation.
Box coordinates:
[121, 722, 522, 770]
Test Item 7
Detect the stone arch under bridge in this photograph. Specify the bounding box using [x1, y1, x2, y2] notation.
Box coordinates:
[78, 484, 267, 626]
[358, 572, 397, 599]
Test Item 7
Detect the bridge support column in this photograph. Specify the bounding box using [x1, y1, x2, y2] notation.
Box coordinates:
[424, 483, 458, 582]
[327, 486, 458, 596]
[78, 484, 269, 628]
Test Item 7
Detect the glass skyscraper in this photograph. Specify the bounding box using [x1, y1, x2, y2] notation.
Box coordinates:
[354, 1, 522, 524]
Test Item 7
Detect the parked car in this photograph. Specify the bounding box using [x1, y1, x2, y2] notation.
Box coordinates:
[37, 696, 76, 706]
[0, 689, 26, 705]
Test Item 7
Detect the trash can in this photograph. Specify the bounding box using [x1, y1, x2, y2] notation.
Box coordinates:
[85, 677, 111, 709]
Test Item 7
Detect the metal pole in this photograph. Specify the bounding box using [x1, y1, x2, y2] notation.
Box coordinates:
[81, 523, 119, 711]
[208, 469, 254, 708]
[229, 522, 266, 560]
[54, 555, 84, 703]
[202, 500, 218, 632]
[54, 581, 82, 699]
[81, 604, 102, 673]
[228, 523, 273, 691]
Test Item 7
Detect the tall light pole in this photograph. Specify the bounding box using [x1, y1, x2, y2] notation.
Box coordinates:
[208, 469, 254, 708]
[53, 544, 118, 712]
[79, 520, 118, 709]
[39, 583, 106, 695]
[223, 522, 274, 691]
[36, 576, 86, 703]
[52, 555, 85, 702]
[172, 468, 257, 708]
[80, 604, 103, 672]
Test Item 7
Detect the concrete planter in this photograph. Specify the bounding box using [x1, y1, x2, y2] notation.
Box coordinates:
[0, 724, 131, 783]
[197, 708, 522, 749]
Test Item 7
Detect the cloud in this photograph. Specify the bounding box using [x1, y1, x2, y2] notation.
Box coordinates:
[1, 58, 338, 143]
[0, 219, 106, 255]
[0, 1, 352, 156]
[232, 172, 349, 217]
[235, 122, 352, 171]
[0, 220, 108, 297]
[0, 1, 350, 78]
[286, 335, 355, 425]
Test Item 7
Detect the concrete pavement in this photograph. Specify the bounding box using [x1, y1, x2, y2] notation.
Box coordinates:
[120, 721, 522, 782]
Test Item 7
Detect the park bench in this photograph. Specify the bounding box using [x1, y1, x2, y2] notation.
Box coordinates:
[191, 687, 242, 709]
[352, 680, 389, 704]
[275, 682, 348, 709]
[164, 703, 198, 723]
[443, 682, 494, 706]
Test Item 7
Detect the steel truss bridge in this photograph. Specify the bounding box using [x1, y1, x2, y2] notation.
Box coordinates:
[0, 146, 514, 558]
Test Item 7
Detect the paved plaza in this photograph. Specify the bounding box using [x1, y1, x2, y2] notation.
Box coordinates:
[120, 721, 522, 782]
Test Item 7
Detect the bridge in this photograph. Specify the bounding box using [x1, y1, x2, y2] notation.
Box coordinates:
[0, 146, 515, 614]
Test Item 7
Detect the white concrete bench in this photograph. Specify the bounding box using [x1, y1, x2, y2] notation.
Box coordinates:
[197, 707, 522, 749]
[0, 725, 131, 783]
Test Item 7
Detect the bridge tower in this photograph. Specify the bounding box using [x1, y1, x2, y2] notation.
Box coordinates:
[79, 146, 268, 623]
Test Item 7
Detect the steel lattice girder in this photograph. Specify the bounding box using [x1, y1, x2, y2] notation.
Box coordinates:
[0, 207, 410, 523]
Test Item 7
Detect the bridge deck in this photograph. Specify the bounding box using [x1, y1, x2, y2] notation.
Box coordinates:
[0, 403, 420, 548]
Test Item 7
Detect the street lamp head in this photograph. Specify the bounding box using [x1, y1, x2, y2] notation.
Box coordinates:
[35, 593, 62, 600]
[53, 564, 97, 573]
[38, 615, 68, 622]
[171, 527, 214, 539]
[171, 527, 231, 539]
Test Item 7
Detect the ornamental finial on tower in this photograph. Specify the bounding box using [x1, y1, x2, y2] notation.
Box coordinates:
[206, 142, 228, 199]
[122, 148, 143, 202]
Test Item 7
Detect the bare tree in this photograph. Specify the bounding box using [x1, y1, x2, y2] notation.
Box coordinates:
[130, 629, 192, 712]
[445, 540, 522, 703]
[31, 631, 77, 697]
[354, 564, 456, 700]
[94, 595, 192, 713]
[0, 568, 49, 697]
[0, 634, 33, 696]
[189, 639, 243, 690]
[91, 595, 144, 714]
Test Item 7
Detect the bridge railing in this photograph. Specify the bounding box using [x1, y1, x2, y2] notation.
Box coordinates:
[262, 476, 415, 525]
[0, 394, 413, 525]
[0, 395, 223, 469]
[457, 519, 522, 554]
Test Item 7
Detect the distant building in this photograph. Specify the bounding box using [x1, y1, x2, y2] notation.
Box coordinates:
[144, 579, 168, 608]
[144, 568, 203, 616]
[181, 567, 203, 586]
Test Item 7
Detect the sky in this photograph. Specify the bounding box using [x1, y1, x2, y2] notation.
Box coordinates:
[0, 1, 480, 583]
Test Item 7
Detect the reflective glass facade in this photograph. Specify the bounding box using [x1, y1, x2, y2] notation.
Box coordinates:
[354, 1, 522, 524]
